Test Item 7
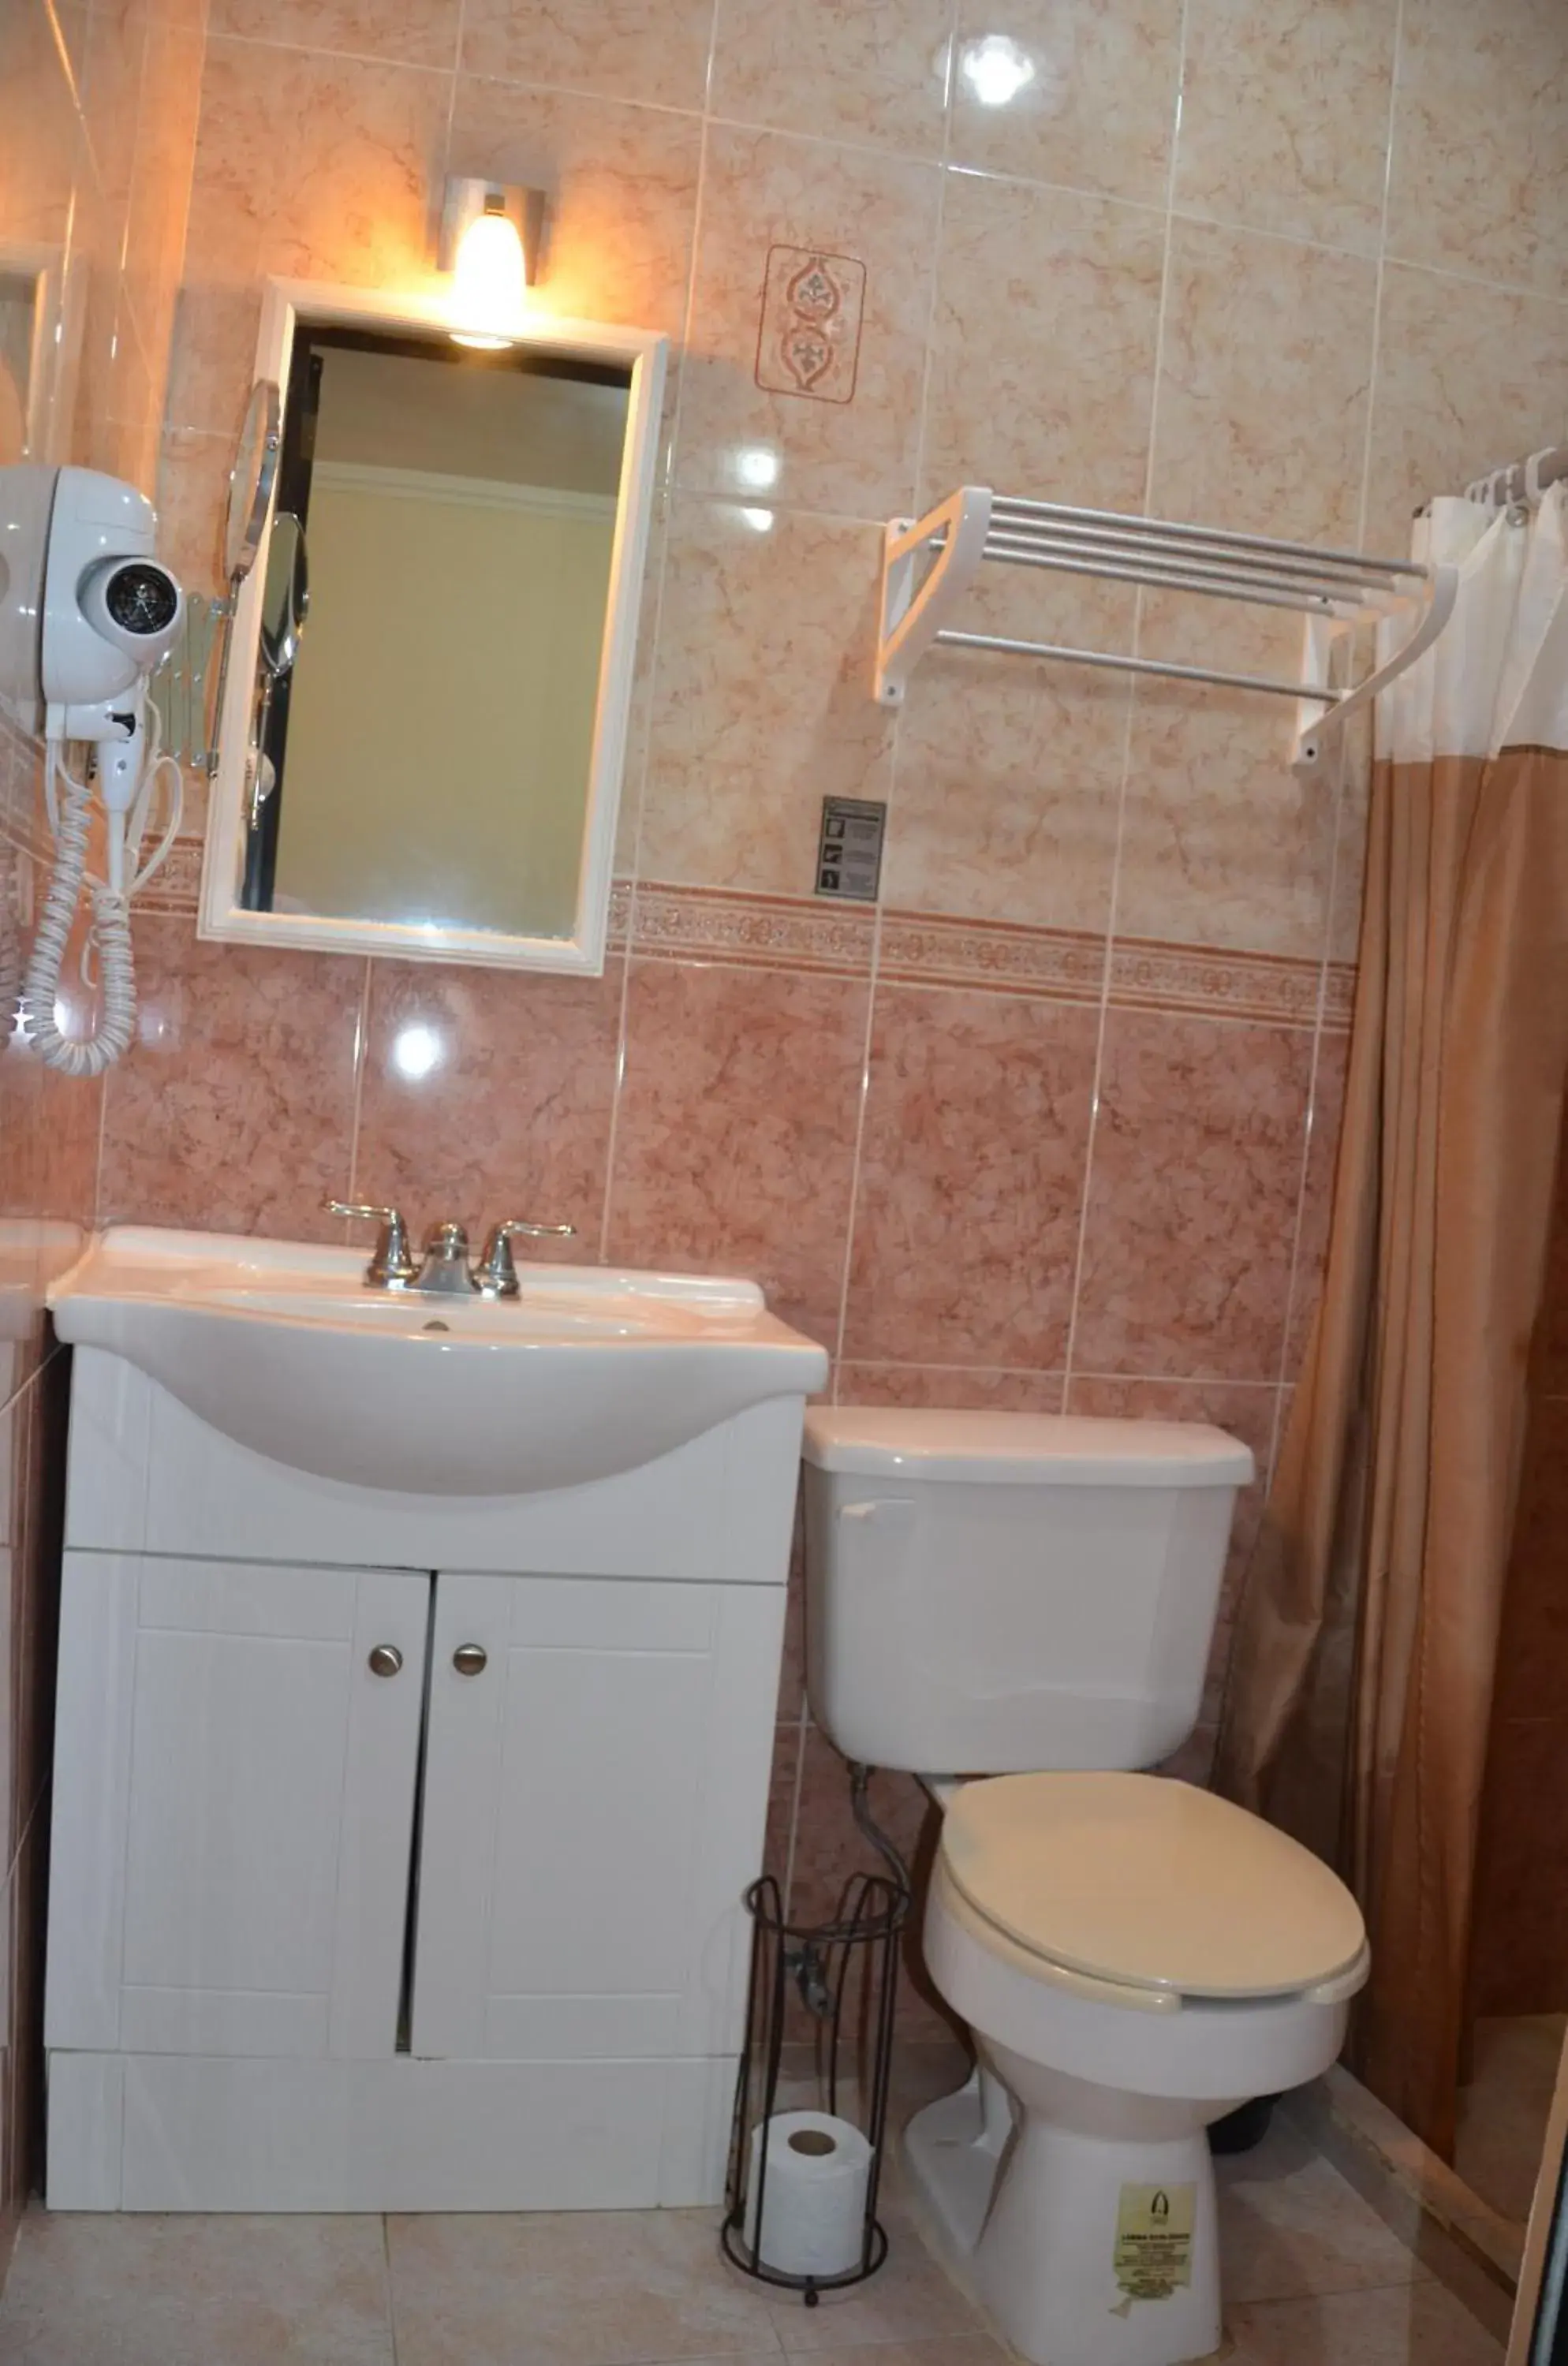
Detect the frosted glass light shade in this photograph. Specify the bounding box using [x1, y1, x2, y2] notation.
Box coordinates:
[450, 207, 527, 350]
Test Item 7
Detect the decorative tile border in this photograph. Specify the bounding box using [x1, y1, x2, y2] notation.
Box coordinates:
[879, 908, 1105, 1004]
[629, 882, 875, 976]
[1109, 937, 1346, 1032]
[1322, 962, 1357, 1032]
[136, 835, 205, 916]
[64, 843, 1357, 1033]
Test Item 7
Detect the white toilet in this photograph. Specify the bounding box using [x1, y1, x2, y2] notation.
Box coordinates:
[801, 1408, 1368, 2366]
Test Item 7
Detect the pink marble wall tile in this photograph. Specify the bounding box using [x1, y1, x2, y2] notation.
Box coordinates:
[842, 984, 1100, 1370]
[97, 919, 366, 1238]
[883, 568, 1133, 936]
[447, 78, 703, 342]
[119, 17, 208, 394]
[156, 427, 236, 595]
[186, 36, 450, 290]
[1175, 0, 1399, 256]
[167, 35, 451, 438]
[639, 499, 894, 898]
[948, 0, 1182, 207]
[209, 0, 462, 68]
[605, 958, 870, 1349]
[920, 170, 1166, 513]
[1149, 218, 1378, 547]
[1361, 264, 1568, 552]
[353, 958, 624, 1250]
[1072, 1009, 1316, 1383]
[711, 0, 954, 159]
[460, 0, 715, 113]
[0, 0, 81, 259]
[1386, 0, 1568, 297]
[835, 1364, 1067, 1413]
[787, 1722, 933, 1928]
[676, 125, 940, 517]
[1114, 602, 1342, 962]
[786, 1722, 955, 2037]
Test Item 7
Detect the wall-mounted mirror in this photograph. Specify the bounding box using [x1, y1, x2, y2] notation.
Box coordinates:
[200, 282, 667, 973]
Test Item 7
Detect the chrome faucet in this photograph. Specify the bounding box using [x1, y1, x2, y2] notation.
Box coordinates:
[325, 1201, 575, 1297]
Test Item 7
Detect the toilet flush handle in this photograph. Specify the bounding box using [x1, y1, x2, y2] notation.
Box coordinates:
[837, 1498, 916, 1532]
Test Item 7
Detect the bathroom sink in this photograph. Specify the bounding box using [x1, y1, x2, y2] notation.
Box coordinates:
[47, 1227, 828, 1495]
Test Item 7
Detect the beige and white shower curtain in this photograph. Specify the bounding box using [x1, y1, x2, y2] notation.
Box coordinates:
[1216, 487, 1568, 2155]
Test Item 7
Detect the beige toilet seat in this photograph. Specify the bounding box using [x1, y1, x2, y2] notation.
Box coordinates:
[939, 1771, 1368, 2005]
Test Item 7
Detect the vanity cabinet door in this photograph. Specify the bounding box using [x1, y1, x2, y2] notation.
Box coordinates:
[47, 1553, 430, 2062]
[409, 1573, 783, 2062]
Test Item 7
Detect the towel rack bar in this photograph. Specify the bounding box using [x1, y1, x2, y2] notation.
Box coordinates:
[932, 629, 1324, 703]
[984, 518, 1406, 599]
[981, 537, 1366, 615]
[987, 494, 1424, 580]
[984, 542, 1362, 615]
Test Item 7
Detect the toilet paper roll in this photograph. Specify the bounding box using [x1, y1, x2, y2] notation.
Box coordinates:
[745, 2110, 872, 2280]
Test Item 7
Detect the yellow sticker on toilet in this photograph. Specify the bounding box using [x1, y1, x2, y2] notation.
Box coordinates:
[1114, 2183, 1196, 2301]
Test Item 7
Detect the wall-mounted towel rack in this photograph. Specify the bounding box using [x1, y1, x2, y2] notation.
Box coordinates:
[874, 486, 1458, 768]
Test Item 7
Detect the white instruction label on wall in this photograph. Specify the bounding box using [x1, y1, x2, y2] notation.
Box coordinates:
[1114, 2183, 1196, 2302]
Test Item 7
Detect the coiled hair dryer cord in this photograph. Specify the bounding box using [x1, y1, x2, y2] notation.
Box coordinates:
[19, 766, 135, 1077]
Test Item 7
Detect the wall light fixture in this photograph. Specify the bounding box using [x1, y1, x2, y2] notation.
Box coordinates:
[439, 178, 546, 349]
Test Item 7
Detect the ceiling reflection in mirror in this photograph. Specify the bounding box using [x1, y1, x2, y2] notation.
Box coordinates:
[245, 327, 633, 942]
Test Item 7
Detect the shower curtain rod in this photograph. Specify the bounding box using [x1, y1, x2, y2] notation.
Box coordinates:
[1463, 445, 1568, 510]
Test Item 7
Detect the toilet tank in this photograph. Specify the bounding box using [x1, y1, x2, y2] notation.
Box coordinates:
[801, 1409, 1255, 1774]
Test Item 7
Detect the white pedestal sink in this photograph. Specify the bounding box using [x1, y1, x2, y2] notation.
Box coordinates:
[47, 1226, 827, 1493]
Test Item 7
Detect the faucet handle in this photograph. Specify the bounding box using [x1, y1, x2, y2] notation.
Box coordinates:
[476, 1218, 576, 1298]
[323, 1200, 417, 1289]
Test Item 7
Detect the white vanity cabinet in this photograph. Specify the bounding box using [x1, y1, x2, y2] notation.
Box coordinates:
[47, 1556, 429, 2066]
[44, 1342, 805, 2214]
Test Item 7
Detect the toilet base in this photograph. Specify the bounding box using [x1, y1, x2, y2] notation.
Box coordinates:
[905, 2070, 1223, 2366]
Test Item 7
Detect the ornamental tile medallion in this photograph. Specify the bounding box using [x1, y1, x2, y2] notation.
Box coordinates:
[755, 244, 867, 404]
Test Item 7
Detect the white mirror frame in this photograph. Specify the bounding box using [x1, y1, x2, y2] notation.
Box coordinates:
[197, 279, 668, 975]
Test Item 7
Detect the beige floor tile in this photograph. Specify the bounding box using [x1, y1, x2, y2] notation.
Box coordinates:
[386, 2207, 786, 2366]
[0, 2207, 394, 2364]
[1226, 2278, 1504, 2364]
[773, 2345, 1005, 2366]
[765, 2203, 982, 2353]
[1218, 2118, 1431, 2304]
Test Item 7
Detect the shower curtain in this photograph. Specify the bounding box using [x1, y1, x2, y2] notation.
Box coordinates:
[1215, 487, 1568, 2156]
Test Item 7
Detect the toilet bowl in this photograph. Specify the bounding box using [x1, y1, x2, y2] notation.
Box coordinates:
[908, 1772, 1367, 2366]
[800, 1409, 1369, 2366]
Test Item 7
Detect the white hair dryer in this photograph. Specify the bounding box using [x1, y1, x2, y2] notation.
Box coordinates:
[0, 465, 184, 1073]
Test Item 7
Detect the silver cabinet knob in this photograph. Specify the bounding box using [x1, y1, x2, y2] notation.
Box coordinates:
[368, 1644, 404, 1678]
[453, 1644, 488, 1677]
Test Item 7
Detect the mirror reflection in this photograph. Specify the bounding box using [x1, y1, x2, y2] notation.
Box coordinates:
[245, 327, 632, 939]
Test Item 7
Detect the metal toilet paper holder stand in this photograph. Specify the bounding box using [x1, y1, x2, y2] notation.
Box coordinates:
[721, 1868, 909, 2304]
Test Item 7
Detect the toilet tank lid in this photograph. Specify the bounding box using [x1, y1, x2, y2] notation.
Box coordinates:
[802, 1409, 1255, 1488]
